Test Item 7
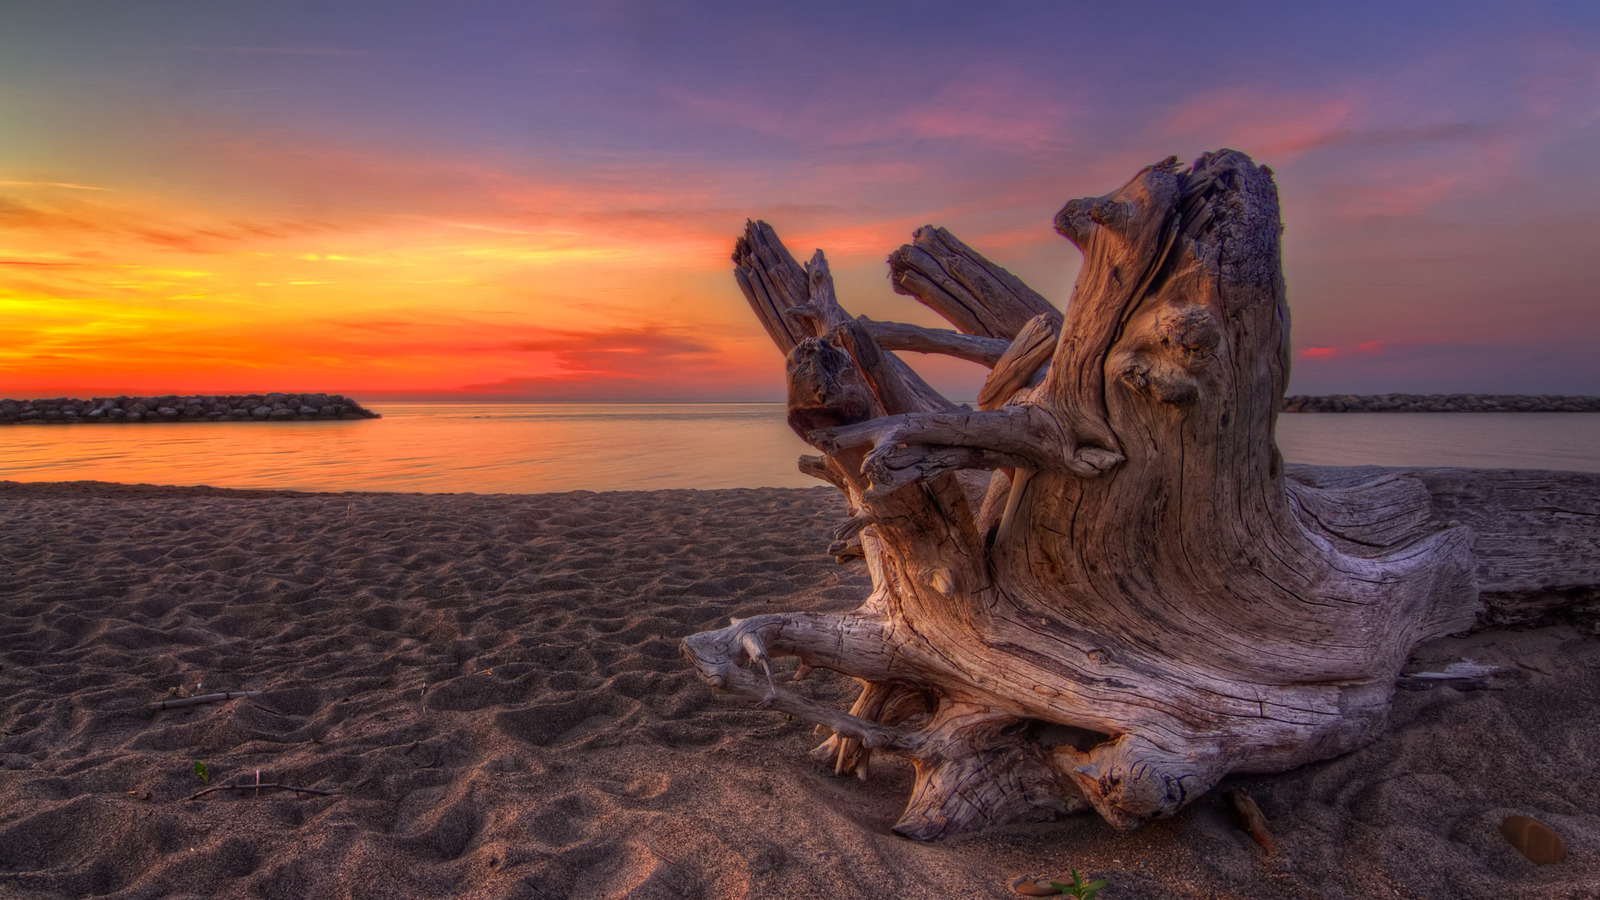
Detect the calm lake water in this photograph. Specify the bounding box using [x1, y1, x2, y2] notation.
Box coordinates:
[2, 402, 1598, 494]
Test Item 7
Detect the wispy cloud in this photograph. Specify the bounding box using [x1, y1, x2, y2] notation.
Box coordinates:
[1151, 84, 1502, 182]
[0, 190, 333, 254]
[0, 180, 111, 191]
[454, 325, 767, 399]
[1291, 335, 1600, 395]
[1299, 340, 1387, 361]
[178, 45, 393, 57]
[664, 62, 1074, 154]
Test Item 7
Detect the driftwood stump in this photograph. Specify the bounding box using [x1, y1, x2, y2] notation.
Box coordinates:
[681, 150, 1600, 839]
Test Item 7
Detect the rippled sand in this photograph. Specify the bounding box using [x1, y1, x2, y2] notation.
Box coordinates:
[1, 481, 1596, 899]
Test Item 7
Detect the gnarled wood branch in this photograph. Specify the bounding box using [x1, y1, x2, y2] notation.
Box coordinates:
[858, 317, 1010, 367]
[888, 226, 1061, 339]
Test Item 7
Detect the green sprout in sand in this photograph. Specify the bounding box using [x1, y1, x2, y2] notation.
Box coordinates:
[1050, 870, 1107, 900]
[192, 760, 210, 783]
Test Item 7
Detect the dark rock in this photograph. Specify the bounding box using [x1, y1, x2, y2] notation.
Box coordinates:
[1281, 393, 1600, 413]
[0, 393, 380, 423]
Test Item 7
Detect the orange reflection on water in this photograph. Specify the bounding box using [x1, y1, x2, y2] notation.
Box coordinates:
[0, 403, 818, 493]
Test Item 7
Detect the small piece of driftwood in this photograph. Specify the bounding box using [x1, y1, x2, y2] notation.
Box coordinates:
[1395, 661, 1518, 691]
[152, 690, 262, 710]
[186, 782, 335, 801]
[1228, 789, 1278, 855]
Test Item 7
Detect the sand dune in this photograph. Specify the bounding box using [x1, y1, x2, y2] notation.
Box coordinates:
[1, 481, 1596, 899]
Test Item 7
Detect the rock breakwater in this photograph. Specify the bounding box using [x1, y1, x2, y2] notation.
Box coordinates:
[0, 393, 381, 424]
[1282, 393, 1600, 413]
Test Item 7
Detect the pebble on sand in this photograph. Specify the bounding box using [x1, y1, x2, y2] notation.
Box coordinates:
[1011, 875, 1063, 896]
[1500, 814, 1567, 865]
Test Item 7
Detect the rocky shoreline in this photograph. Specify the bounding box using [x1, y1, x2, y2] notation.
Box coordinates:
[3, 393, 1594, 423]
[1283, 393, 1600, 412]
[0, 393, 381, 424]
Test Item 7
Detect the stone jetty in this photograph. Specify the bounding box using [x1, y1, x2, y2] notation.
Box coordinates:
[0, 393, 381, 424]
[1281, 393, 1600, 413]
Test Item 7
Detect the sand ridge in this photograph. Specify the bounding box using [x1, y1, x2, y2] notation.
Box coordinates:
[0, 481, 1597, 899]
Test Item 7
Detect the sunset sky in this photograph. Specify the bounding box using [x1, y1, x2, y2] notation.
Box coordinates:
[3, 1, 1597, 401]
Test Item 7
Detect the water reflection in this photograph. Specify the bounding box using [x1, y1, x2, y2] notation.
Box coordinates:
[2, 402, 1597, 494]
[1274, 412, 1600, 474]
[0, 402, 816, 493]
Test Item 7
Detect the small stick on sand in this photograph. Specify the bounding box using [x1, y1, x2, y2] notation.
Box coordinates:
[186, 782, 335, 801]
[151, 690, 263, 710]
[1395, 660, 1517, 691]
[1228, 789, 1277, 855]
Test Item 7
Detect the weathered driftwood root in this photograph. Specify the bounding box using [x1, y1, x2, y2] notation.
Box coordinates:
[186, 783, 335, 801]
[682, 150, 1600, 839]
[151, 690, 263, 710]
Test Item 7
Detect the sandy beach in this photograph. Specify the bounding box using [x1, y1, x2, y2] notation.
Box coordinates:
[1, 481, 1597, 900]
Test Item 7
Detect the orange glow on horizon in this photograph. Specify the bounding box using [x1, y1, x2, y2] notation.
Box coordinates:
[0, 168, 789, 400]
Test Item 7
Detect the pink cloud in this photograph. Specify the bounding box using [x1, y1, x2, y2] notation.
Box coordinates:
[665, 63, 1074, 153]
[1289, 334, 1600, 395]
[1299, 341, 1387, 361]
[1324, 170, 1469, 220]
[1509, 34, 1600, 124]
[1153, 33, 1600, 232]
[1159, 89, 1362, 161]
